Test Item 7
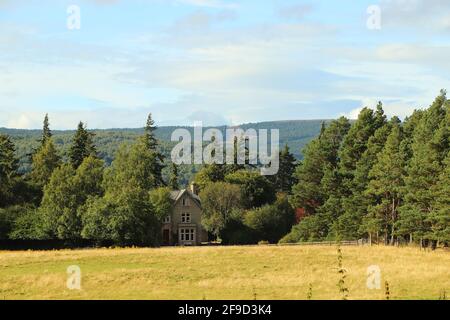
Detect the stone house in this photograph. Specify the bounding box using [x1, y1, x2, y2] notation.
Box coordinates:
[161, 184, 208, 246]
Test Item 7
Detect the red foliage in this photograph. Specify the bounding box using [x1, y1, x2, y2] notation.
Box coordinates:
[295, 208, 307, 224]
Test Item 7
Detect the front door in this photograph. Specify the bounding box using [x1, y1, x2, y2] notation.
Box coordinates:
[163, 229, 170, 245]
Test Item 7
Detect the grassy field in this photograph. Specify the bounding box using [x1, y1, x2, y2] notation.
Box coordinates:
[0, 245, 448, 300]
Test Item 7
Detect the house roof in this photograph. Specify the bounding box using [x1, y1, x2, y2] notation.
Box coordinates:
[169, 189, 201, 208]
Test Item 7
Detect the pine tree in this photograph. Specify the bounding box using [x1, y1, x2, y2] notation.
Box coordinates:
[400, 91, 447, 245]
[0, 134, 19, 207]
[366, 122, 406, 245]
[69, 122, 97, 169]
[338, 107, 385, 196]
[334, 107, 387, 239]
[429, 152, 450, 244]
[144, 113, 165, 187]
[169, 162, 179, 190]
[41, 114, 52, 146]
[273, 144, 297, 193]
[145, 113, 158, 151]
[291, 117, 350, 215]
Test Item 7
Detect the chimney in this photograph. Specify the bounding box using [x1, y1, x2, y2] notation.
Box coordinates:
[190, 182, 199, 195]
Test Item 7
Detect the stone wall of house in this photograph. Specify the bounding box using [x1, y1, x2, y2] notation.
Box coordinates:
[164, 191, 207, 246]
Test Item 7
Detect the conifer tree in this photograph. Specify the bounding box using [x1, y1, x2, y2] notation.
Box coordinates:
[144, 113, 165, 187]
[273, 144, 297, 193]
[69, 122, 97, 169]
[291, 117, 350, 215]
[429, 152, 450, 244]
[366, 122, 406, 244]
[41, 114, 52, 146]
[169, 162, 179, 190]
[334, 107, 387, 239]
[0, 134, 19, 207]
[145, 113, 158, 151]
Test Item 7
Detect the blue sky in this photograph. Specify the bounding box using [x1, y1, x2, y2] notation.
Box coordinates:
[0, 0, 449, 129]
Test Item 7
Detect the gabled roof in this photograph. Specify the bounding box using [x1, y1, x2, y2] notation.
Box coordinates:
[169, 189, 201, 208]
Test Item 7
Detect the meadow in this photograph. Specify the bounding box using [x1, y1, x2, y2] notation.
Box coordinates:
[0, 245, 448, 300]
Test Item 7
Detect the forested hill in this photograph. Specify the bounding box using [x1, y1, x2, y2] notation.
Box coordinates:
[0, 120, 326, 180]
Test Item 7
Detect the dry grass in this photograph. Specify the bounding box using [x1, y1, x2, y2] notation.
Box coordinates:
[0, 245, 448, 300]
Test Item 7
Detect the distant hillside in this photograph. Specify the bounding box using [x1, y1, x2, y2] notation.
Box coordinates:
[0, 120, 326, 184]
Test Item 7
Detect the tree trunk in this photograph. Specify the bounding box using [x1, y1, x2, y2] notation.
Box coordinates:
[390, 197, 396, 245]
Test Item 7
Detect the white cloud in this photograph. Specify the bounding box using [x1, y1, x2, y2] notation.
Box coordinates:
[7, 114, 34, 129]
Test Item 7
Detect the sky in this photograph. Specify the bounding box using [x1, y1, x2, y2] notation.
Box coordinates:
[0, 0, 449, 129]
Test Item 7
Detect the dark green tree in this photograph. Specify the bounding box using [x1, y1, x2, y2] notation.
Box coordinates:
[41, 113, 52, 146]
[365, 122, 406, 244]
[0, 134, 19, 207]
[225, 170, 276, 209]
[69, 122, 97, 169]
[290, 117, 350, 215]
[272, 144, 297, 193]
[169, 162, 179, 190]
[144, 113, 165, 187]
[399, 91, 447, 245]
[244, 193, 295, 243]
[81, 137, 162, 246]
[39, 156, 104, 240]
[428, 151, 450, 244]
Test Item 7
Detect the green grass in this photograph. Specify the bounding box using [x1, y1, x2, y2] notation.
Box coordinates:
[0, 245, 448, 300]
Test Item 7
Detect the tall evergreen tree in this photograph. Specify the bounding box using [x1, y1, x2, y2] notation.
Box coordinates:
[145, 113, 158, 151]
[144, 113, 165, 187]
[398, 91, 448, 246]
[291, 117, 350, 215]
[366, 122, 406, 244]
[333, 106, 387, 239]
[273, 144, 297, 193]
[338, 107, 385, 195]
[429, 151, 450, 244]
[0, 134, 19, 207]
[69, 122, 97, 169]
[169, 162, 179, 190]
[41, 114, 52, 146]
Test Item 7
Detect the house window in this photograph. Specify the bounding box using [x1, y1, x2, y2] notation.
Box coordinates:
[182, 198, 190, 206]
[163, 215, 171, 224]
[180, 228, 195, 242]
[181, 213, 191, 223]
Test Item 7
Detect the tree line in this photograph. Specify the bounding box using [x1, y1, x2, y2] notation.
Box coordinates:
[0, 91, 448, 247]
[282, 90, 449, 247]
[0, 114, 174, 246]
[0, 112, 298, 246]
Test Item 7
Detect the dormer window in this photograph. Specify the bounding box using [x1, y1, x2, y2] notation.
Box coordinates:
[181, 213, 191, 223]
